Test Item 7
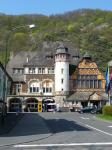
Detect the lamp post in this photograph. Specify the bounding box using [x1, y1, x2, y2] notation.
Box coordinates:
[2, 24, 35, 121]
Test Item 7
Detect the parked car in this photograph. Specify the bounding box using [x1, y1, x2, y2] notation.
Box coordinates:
[91, 107, 102, 114]
[78, 106, 94, 113]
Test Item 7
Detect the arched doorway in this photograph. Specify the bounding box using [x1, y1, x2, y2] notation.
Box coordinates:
[42, 98, 55, 112]
[25, 98, 38, 112]
[9, 98, 22, 112]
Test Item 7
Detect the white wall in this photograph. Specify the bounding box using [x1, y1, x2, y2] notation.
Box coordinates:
[55, 62, 69, 92]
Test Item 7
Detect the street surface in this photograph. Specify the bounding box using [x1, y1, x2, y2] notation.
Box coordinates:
[0, 112, 112, 150]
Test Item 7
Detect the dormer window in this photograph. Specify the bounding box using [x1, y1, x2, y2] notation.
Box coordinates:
[72, 55, 79, 60]
[42, 68, 45, 74]
[13, 68, 24, 75]
[48, 68, 54, 74]
[46, 55, 53, 60]
[38, 68, 42, 74]
[29, 68, 32, 74]
[32, 68, 35, 74]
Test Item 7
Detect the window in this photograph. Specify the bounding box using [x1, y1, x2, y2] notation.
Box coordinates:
[43, 87, 45, 93]
[28, 68, 36, 74]
[32, 68, 35, 74]
[61, 79, 64, 84]
[90, 80, 93, 88]
[76, 75, 99, 89]
[81, 80, 85, 88]
[33, 87, 36, 92]
[29, 81, 40, 93]
[48, 68, 51, 74]
[85, 80, 90, 88]
[51, 68, 54, 74]
[46, 88, 49, 93]
[29, 68, 32, 74]
[13, 69, 16, 74]
[77, 80, 81, 88]
[94, 80, 97, 88]
[61, 68, 64, 74]
[36, 87, 39, 92]
[38, 68, 42, 74]
[49, 87, 52, 92]
[98, 80, 102, 88]
[48, 68, 54, 74]
[16, 84, 21, 94]
[30, 87, 32, 93]
[42, 87, 52, 93]
[42, 68, 45, 74]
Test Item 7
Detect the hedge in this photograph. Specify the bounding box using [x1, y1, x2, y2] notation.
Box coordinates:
[102, 105, 112, 116]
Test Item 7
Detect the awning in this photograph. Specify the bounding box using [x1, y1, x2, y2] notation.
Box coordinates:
[66, 92, 108, 102]
[89, 92, 108, 101]
[65, 92, 92, 102]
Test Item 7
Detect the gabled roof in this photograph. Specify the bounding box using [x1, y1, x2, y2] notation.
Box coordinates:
[6, 51, 37, 81]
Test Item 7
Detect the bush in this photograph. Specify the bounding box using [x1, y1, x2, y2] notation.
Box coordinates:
[102, 105, 112, 116]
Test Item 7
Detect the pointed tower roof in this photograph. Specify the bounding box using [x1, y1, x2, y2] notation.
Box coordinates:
[83, 52, 91, 59]
[55, 44, 70, 55]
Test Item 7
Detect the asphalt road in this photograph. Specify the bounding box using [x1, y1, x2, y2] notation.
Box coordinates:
[0, 112, 112, 150]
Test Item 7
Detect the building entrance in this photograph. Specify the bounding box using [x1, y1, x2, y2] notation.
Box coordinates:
[25, 98, 38, 112]
[42, 98, 55, 112]
[9, 98, 22, 112]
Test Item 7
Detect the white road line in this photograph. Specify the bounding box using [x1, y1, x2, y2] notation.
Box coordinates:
[85, 124, 112, 136]
[80, 117, 89, 120]
[108, 126, 112, 128]
[14, 142, 112, 148]
[74, 119, 112, 136]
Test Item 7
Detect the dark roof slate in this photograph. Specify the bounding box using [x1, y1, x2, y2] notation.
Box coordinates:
[66, 92, 108, 102]
[66, 92, 92, 102]
[24, 50, 54, 67]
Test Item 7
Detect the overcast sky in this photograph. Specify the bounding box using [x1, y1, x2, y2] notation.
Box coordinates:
[0, 0, 112, 15]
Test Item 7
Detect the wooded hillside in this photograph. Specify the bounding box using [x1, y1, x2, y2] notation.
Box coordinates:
[0, 9, 112, 71]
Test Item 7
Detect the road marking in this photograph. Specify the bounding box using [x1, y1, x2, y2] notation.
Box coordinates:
[108, 126, 112, 128]
[74, 119, 112, 137]
[85, 124, 112, 136]
[14, 142, 112, 148]
[80, 117, 89, 120]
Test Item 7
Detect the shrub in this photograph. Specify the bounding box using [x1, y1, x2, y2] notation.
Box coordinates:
[102, 105, 112, 116]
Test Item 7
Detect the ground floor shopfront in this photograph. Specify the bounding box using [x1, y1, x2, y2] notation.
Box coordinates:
[6, 92, 108, 112]
[7, 95, 56, 112]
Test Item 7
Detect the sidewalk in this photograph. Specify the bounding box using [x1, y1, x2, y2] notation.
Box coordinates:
[0, 113, 23, 135]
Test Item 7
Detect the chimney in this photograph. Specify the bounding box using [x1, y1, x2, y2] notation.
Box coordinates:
[26, 55, 30, 63]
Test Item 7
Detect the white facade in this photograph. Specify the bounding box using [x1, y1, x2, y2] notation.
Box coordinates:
[55, 62, 69, 93]
[55, 48, 70, 95]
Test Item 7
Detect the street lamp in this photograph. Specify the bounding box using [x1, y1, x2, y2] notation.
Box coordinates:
[2, 24, 36, 120]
